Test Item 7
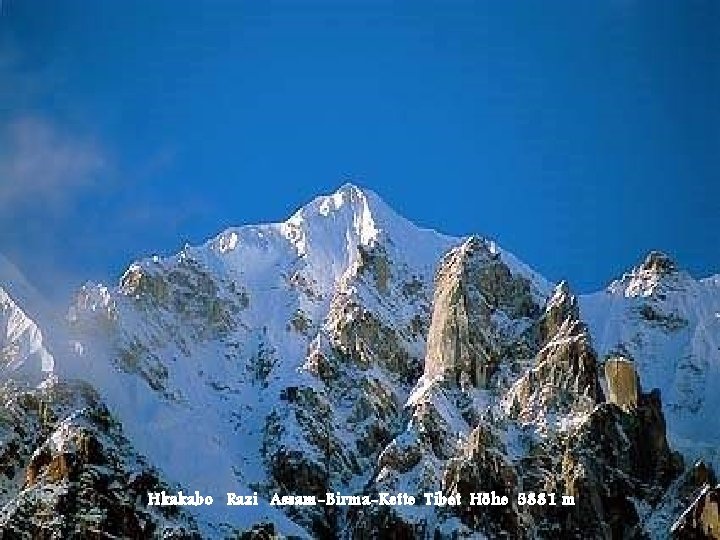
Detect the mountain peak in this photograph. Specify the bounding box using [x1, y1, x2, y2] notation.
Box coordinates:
[0, 285, 55, 384]
[289, 183, 389, 229]
[552, 279, 572, 298]
[639, 250, 677, 276]
[459, 235, 500, 259]
[335, 181, 368, 197]
[545, 280, 576, 318]
[540, 280, 582, 341]
[606, 251, 686, 298]
[277, 183, 459, 277]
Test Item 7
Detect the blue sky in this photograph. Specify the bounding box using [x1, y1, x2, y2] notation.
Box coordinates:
[0, 0, 718, 300]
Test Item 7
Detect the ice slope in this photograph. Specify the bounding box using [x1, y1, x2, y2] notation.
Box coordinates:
[0, 286, 55, 386]
[580, 254, 720, 470]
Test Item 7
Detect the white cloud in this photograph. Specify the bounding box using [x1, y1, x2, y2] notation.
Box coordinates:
[0, 116, 107, 207]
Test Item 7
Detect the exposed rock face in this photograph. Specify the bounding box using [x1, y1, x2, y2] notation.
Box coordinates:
[118, 255, 244, 343]
[326, 294, 418, 383]
[603, 250, 684, 301]
[605, 357, 639, 410]
[508, 282, 603, 422]
[557, 387, 683, 538]
[538, 280, 580, 342]
[0, 380, 199, 539]
[353, 245, 688, 538]
[498, 283, 682, 538]
[351, 237, 544, 538]
[255, 224, 445, 538]
[442, 423, 523, 538]
[583, 248, 720, 494]
[424, 236, 539, 389]
[641, 251, 678, 277]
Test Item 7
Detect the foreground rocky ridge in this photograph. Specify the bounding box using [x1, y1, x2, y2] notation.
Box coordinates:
[0, 378, 199, 538]
[0, 185, 717, 538]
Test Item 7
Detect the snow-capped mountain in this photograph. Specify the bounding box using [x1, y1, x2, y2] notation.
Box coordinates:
[0, 185, 717, 539]
[581, 252, 720, 471]
[0, 286, 55, 386]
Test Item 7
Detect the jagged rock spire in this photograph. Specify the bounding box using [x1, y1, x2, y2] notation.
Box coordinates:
[424, 236, 538, 389]
[539, 280, 580, 343]
[508, 280, 603, 420]
[607, 250, 684, 298]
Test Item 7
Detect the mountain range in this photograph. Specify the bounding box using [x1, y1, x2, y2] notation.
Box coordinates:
[1, 184, 718, 539]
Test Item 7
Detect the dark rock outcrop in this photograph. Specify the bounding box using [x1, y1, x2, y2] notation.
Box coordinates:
[554, 385, 683, 538]
[640, 251, 678, 277]
[672, 484, 720, 539]
[0, 381, 199, 539]
[509, 282, 604, 421]
[442, 423, 524, 538]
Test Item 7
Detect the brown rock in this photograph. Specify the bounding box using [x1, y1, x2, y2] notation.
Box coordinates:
[424, 236, 537, 389]
[605, 357, 639, 410]
[672, 484, 720, 539]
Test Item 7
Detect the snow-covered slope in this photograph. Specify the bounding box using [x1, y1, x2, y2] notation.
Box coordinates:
[0, 286, 55, 386]
[580, 252, 720, 471]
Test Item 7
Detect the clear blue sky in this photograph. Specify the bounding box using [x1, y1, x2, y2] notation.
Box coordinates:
[0, 0, 717, 300]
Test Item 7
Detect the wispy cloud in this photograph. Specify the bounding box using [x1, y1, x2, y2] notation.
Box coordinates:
[0, 116, 107, 208]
